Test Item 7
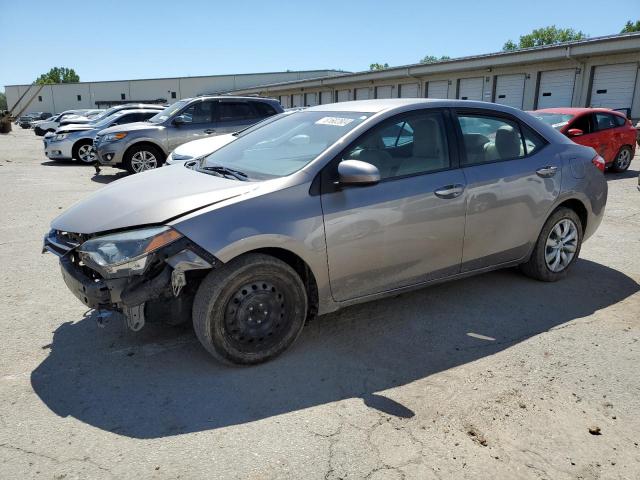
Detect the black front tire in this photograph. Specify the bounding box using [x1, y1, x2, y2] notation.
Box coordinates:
[192, 253, 308, 365]
[520, 207, 583, 282]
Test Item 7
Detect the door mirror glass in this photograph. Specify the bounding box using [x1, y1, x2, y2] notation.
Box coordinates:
[566, 128, 583, 137]
[338, 160, 380, 185]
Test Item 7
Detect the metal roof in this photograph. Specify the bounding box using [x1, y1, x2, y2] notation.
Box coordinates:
[229, 32, 640, 93]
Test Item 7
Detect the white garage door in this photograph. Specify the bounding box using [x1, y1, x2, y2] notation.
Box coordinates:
[305, 92, 318, 106]
[279, 95, 290, 108]
[376, 85, 393, 99]
[427, 80, 448, 99]
[337, 89, 351, 102]
[494, 74, 525, 109]
[292, 94, 303, 107]
[458, 77, 484, 101]
[399, 83, 419, 98]
[355, 88, 370, 100]
[590, 63, 638, 109]
[537, 69, 575, 109]
[320, 91, 334, 104]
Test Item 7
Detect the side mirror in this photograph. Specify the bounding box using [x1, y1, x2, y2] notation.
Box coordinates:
[567, 128, 583, 137]
[338, 160, 380, 186]
[173, 115, 188, 126]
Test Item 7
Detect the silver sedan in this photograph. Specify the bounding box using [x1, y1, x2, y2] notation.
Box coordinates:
[44, 99, 607, 365]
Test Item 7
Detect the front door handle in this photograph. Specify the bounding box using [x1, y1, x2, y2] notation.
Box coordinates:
[434, 184, 465, 199]
[536, 166, 558, 178]
[204, 128, 216, 134]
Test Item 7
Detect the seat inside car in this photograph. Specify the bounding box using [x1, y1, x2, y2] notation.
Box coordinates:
[462, 133, 490, 164]
[485, 125, 523, 161]
[397, 118, 447, 175]
[348, 135, 398, 178]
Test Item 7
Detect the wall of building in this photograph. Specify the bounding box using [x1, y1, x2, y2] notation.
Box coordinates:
[5, 70, 345, 115]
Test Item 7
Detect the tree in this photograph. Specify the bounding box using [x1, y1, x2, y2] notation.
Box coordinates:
[36, 67, 80, 85]
[369, 63, 389, 71]
[503, 26, 587, 51]
[621, 20, 640, 33]
[0, 91, 6, 110]
[420, 55, 451, 64]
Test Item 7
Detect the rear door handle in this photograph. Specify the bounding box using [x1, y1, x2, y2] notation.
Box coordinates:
[536, 166, 558, 178]
[204, 128, 216, 134]
[434, 184, 465, 199]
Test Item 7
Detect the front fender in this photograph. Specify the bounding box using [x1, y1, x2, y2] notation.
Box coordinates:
[170, 182, 336, 314]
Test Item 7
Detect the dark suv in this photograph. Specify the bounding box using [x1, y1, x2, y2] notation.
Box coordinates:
[95, 96, 283, 173]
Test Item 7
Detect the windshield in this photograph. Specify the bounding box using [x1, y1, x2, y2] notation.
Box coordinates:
[92, 112, 127, 128]
[148, 100, 189, 124]
[532, 112, 574, 130]
[88, 106, 120, 123]
[200, 111, 371, 180]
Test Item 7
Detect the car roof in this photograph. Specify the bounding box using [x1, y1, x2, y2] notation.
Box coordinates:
[184, 95, 279, 103]
[534, 107, 622, 116]
[306, 98, 536, 113]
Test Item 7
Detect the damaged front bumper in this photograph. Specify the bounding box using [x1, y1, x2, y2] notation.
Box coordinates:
[43, 229, 220, 330]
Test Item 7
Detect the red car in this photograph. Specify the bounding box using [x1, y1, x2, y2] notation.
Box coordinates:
[532, 108, 636, 172]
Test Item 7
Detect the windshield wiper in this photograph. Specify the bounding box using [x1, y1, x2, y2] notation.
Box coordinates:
[200, 165, 249, 181]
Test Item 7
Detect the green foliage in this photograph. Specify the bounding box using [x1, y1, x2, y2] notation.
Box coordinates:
[621, 20, 640, 33]
[36, 67, 80, 85]
[420, 55, 451, 64]
[369, 63, 389, 71]
[503, 26, 587, 51]
[0, 91, 7, 110]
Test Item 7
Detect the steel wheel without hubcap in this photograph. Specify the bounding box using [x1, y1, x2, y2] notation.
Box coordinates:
[77, 144, 97, 163]
[613, 147, 632, 172]
[224, 281, 292, 353]
[130, 150, 158, 172]
[545, 219, 578, 273]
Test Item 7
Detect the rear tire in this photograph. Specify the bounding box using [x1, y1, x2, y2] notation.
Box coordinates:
[192, 253, 308, 365]
[123, 144, 164, 174]
[520, 207, 583, 282]
[610, 146, 633, 173]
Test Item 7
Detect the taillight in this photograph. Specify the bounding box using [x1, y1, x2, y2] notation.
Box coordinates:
[592, 154, 605, 172]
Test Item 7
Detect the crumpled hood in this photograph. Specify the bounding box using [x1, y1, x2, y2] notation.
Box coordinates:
[98, 122, 161, 135]
[171, 134, 236, 159]
[51, 165, 257, 234]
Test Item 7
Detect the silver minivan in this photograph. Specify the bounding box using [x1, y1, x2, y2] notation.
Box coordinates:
[44, 99, 607, 365]
[95, 96, 283, 173]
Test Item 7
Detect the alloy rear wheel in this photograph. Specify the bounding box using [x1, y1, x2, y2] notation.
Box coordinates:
[611, 146, 632, 173]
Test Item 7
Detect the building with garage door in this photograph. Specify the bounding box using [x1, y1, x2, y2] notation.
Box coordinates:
[229, 33, 640, 119]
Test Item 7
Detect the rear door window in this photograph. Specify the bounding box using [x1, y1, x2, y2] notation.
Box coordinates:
[457, 114, 526, 165]
[252, 102, 278, 118]
[218, 102, 258, 122]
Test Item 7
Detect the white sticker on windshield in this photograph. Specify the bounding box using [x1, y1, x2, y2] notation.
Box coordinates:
[315, 117, 354, 127]
[552, 121, 569, 128]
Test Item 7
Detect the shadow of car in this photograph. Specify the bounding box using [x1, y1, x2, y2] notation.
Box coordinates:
[31, 259, 638, 439]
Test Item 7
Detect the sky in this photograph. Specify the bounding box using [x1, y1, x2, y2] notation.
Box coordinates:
[1, 0, 638, 90]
